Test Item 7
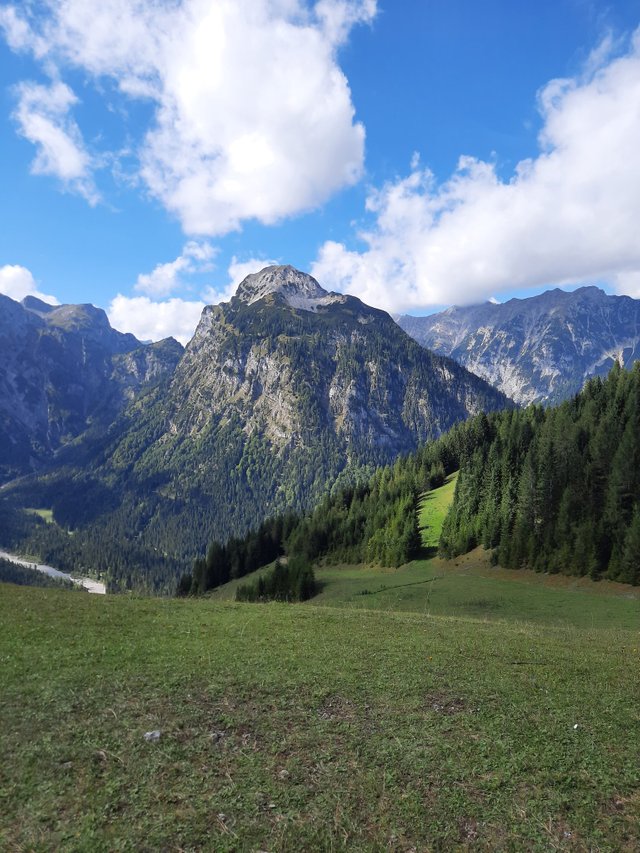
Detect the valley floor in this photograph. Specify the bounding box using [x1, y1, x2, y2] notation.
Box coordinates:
[1, 578, 638, 851]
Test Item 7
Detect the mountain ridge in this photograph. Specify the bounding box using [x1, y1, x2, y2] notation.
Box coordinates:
[0, 293, 183, 482]
[397, 286, 640, 405]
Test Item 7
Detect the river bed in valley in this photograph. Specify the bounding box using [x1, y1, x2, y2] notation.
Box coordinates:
[0, 550, 106, 594]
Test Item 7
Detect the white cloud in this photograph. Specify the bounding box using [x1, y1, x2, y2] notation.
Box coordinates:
[13, 80, 98, 203]
[0, 264, 60, 304]
[315, 0, 377, 45]
[135, 240, 217, 297]
[1, 0, 376, 232]
[112, 252, 276, 343]
[107, 294, 206, 345]
[613, 270, 640, 298]
[312, 29, 640, 312]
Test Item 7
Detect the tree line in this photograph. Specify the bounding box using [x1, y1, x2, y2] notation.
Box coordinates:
[440, 362, 640, 584]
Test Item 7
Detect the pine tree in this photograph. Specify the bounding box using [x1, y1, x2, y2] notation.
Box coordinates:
[617, 506, 640, 585]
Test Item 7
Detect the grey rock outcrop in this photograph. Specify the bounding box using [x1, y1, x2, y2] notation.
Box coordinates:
[397, 286, 640, 406]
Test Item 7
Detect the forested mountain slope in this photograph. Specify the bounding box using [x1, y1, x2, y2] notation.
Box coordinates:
[398, 286, 640, 406]
[5, 266, 509, 592]
[441, 362, 640, 584]
[189, 363, 640, 597]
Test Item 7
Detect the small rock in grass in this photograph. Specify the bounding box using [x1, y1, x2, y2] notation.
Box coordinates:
[144, 730, 161, 742]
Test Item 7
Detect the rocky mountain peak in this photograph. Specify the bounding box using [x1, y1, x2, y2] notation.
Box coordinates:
[234, 265, 330, 310]
[22, 295, 56, 315]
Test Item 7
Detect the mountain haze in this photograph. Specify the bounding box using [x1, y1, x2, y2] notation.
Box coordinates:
[397, 286, 640, 405]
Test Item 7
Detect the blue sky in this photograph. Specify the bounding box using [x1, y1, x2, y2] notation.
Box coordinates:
[1, 0, 640, 342]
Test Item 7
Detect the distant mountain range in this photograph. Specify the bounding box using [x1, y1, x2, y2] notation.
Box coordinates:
[397, 286, 640, 405]
[0, 294, 182, 481]
[1, 266, 509, 590]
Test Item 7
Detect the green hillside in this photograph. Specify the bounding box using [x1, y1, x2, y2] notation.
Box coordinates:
[213, 475, 639, 630]
[419, 470, 459, 550]
[2, 582, 638, 851]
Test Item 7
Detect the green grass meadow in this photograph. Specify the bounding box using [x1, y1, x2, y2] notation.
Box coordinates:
[1, 476, 639, 850]
[419, 472, 458, 551]
[24, 508, 54, 524]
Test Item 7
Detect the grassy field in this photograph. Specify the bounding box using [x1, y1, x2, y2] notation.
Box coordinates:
[418, 472, 458, 550]
[307, 549, 640, 630]
[24, 507, 54, 524]
[2, 476, 639, 850]
[1, 586, 638, 851]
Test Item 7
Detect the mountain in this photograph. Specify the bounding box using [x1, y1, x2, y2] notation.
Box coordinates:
[8, 266, 510, 591]
[397, 286, 640, 405]
[171, 265, 508, 458]
[0, 294, 183, 481]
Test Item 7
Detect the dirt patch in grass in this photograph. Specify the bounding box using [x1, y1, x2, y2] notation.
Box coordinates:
[457, 816, 480, 844]
[425, 692, 468, 715]
[317, 694, 360, 722]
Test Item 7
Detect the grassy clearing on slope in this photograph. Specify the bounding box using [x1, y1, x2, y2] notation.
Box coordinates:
[1, 586, 638, 851]
[212, 472, 639, 629]
[24, 508, 54, 524]
[419, 471, 458, 550]
[309, 548, 640, 629]
[209, 560, 278, 602]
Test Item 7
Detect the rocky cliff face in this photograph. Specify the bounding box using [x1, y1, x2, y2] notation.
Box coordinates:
[169, 265, 508, 457]
[397, 287, 640, 406]
[0, 295, 182, 481]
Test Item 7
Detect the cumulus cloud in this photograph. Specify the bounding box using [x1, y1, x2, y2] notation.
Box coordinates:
[0, 264, 60, 304]
[12, 80, 98, 203]
[135, 240, 217, 297]
[315, 0, 377, 45]
[107, 294, 206, 346]
[312, 29, 640, 312]
[111, 252, 277, 343]
[1, 0, 376, 232]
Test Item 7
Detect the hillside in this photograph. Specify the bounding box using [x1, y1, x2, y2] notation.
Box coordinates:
[211, 473, 640, 628]
[5, 266, 509, 592]
[441, 362, 640, 583]
[2, 575, 637, 850]
[187, 364, 640, 604]
[397, 286, 640, 405]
